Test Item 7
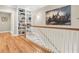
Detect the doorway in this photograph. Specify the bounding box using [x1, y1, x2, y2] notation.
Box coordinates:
[0, 12, 11, 32]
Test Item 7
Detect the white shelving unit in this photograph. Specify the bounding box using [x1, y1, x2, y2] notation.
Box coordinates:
[26, 10, 32, 33]
[18, 8, 26, 37]
[17, 8, 32, 37]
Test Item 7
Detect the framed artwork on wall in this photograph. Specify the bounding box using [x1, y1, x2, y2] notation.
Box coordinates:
[46, 5, 71, 25]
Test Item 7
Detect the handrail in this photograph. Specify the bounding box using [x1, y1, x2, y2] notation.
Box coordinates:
[35, 28, 61, 53]
[31, 25, 79, 31]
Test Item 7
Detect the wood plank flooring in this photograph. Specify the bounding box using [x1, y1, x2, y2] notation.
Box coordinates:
[0, 32, 51, 53]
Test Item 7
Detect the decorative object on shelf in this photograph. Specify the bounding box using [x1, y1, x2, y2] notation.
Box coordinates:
[27, 23, 31, 28]
[46, 5, 71, 25]
[29, 17, 31, 21]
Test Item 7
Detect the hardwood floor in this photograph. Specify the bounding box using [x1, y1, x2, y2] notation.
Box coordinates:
[0, 32, 51, 53]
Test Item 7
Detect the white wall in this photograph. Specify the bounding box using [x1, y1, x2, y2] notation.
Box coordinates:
[32, 5, 66, 25]
[0, 6, 17, 35]
[32, 5, 79, 28]
[71, 5, 79, 52]
[71, 5, 79, 28]
[31, 5, 79, 53]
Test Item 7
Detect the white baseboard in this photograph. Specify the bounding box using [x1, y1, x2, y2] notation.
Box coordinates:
[0, 31, 18, 36]
[0, 31, 11, 33]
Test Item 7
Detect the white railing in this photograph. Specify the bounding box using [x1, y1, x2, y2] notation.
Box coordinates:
[27, 26, 79, 53]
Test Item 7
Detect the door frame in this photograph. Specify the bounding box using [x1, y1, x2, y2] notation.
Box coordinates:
[0, 8, 15, 35]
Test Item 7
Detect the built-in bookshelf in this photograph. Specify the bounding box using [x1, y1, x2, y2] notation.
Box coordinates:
[26, 10, 32, 33]
[18, 8, 26, 36]
[18, 8, 32, 37]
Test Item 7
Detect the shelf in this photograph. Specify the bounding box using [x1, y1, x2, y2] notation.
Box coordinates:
[32, 25, 79, 31]
[18, 8, 32, 36]
[18, 8, 26, 36]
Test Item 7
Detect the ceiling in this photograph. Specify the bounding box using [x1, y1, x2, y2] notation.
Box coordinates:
[18, 5, 46, 11]
[0, 5, 46, 11]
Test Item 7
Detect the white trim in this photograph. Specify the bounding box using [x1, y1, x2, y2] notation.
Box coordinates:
[0, 31, 11, 33]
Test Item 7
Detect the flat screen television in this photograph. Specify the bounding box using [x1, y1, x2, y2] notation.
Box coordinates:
[46, 5, 71, 25]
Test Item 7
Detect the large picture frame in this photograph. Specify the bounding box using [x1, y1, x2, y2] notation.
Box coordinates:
[46, 5, 71, 25]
